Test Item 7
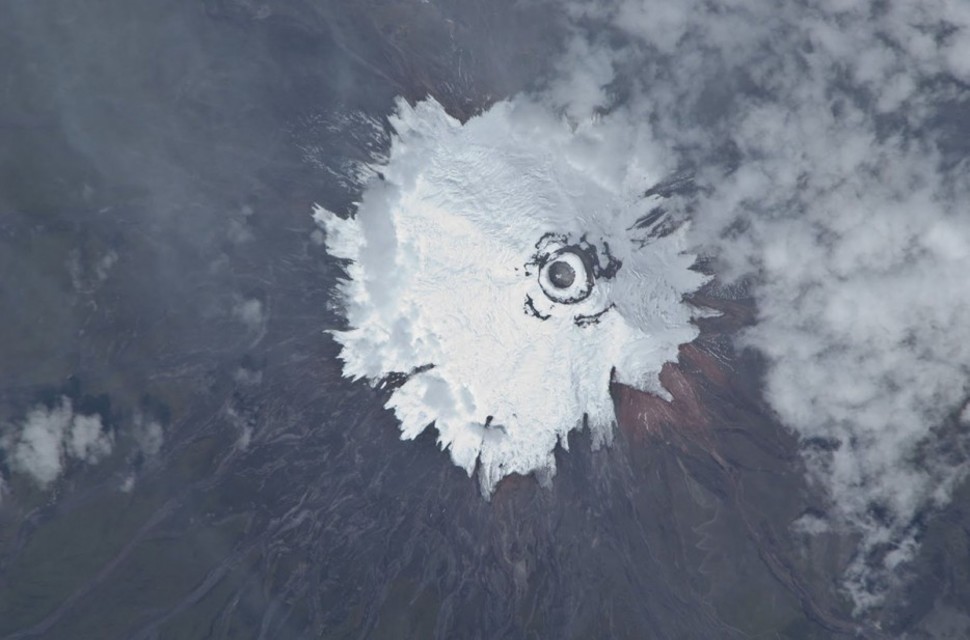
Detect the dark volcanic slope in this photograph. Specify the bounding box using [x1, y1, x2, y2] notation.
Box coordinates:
[1, 2, 968, 639]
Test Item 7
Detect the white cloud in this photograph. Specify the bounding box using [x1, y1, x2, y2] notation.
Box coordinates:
[233, 298, 264, 329]
[117, 417, 164, 494]
[133, 416, 164, 457]
[227, 219, 254, 244]
[306, 0, 970, 611]
[66, 414, 113, 464]
[4, 400, 73, 487]
[543, 36, 616, 120]
[224, 405, 255, 451]
[233, 367, 263, 386]
[67, 249, 119, 293]
[3, 398, 114, 488]
[535, 0, 970, 611]
[792, 512, 831, 536]
[95, 251, 118, 282]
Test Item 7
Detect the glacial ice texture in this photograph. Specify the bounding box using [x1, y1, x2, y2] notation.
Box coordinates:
[317, 98, 709, 494]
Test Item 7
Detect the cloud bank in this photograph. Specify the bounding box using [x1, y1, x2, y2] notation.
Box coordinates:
[3, 398, 114, 488]
[315, 0, 970, 610]
[534, 0, 970, 610]
[317, 98, 709, 494]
